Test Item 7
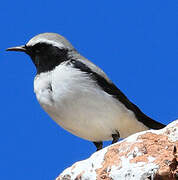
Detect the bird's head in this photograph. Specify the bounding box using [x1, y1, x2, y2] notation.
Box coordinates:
[6, 33, 76, 74]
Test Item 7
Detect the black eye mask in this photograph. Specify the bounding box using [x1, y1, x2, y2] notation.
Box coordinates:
[26, 43, 69, 74]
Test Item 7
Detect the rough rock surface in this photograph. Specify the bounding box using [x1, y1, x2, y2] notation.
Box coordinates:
[56, 120, 178, 180]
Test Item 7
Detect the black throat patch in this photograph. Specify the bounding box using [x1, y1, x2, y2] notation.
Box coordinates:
[26, 42, 69, 74]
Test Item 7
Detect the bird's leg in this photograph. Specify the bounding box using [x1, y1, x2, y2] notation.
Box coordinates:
[93, 141, 103, 151]
[111, 130, 120, 144]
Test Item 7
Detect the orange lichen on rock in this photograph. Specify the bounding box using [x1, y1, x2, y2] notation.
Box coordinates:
[96, 131, 178, 179]
[57, 120, 178, 180]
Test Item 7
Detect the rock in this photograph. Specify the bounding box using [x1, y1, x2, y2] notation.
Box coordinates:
[56, 120, 178, 180]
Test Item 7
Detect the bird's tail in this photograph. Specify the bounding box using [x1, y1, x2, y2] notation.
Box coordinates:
[131, 102, 166, 130]
[145, 116, 166, 130]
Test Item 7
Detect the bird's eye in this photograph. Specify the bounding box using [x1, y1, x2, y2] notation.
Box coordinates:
[33, 43, 47, 54]
[35, 49, 40, 54]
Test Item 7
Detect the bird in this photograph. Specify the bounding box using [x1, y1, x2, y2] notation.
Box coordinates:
[6, 33, 165, 151]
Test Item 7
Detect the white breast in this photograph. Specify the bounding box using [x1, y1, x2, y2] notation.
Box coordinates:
[34, 63, 148, 142]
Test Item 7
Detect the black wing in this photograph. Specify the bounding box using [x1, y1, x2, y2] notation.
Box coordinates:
[70, 59, 165, 129]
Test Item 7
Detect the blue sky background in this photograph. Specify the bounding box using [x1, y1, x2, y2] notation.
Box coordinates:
[0, 0, 177, 179]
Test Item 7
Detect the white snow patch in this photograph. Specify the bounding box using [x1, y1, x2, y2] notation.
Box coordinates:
[59, 148, 107, 180]
[109, 160, 159, 180]
[147, 156, 156, 163]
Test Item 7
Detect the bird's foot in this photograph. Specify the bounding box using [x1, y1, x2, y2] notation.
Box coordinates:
[93, 141, 103, 151]
[111, 130, 120, 144]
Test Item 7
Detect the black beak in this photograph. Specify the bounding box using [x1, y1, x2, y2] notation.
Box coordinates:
[6, 45, 27, 52]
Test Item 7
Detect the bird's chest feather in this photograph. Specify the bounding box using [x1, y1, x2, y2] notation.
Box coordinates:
[34, 64, 109, 121]
[34, 64, 145, 141]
